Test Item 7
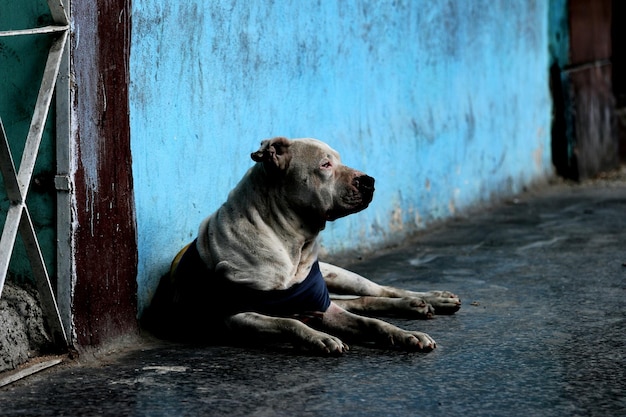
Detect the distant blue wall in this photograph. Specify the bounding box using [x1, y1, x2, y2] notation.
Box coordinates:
[130, 0, 553, 313]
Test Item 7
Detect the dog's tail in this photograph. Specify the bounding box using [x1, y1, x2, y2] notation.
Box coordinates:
[139, 271, 177, 338]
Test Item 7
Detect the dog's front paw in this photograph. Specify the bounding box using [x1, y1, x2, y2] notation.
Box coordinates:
[421, 291, 461, 315]
[387, 330, 436, 352]
[305, 330, 349, 355]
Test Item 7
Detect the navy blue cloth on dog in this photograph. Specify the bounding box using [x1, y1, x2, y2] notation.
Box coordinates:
[238, 259, 332, 316]
[171, 240, 331, 317]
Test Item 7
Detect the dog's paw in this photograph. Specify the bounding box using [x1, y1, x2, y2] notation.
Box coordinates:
[306, 330, 349, 355]
[420, 290, 461, 315]
[387, 330, 436, 352]
[393, 297, 435, 319]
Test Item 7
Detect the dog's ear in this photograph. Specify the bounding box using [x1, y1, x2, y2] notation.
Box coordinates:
[251, 137, 292, 172]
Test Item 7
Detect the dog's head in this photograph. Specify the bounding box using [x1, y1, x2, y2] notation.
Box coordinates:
[251, 137, 375, 227]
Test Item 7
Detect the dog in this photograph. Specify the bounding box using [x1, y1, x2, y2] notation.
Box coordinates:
[144, 137, 460, 354]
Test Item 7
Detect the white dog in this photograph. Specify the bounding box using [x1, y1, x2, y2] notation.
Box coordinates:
[144, 137, 460, 354]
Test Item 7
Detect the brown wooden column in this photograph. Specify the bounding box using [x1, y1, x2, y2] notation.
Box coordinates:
[70, 0, 138, 347]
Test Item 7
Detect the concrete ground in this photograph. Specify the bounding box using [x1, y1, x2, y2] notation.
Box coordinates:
[1, 175, 625, 416]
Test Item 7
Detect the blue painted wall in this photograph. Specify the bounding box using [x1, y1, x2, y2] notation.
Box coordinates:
[130, 0, 553, 314]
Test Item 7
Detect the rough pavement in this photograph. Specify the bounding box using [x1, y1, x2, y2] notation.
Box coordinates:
[1, 176, 625, 416]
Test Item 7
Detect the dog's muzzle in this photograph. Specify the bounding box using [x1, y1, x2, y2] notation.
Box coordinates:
[326, 174, 375, 221]
[354, 174, 375, 197]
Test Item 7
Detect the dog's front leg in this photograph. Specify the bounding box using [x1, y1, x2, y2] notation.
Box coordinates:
[321, 302, 436, 351]
[225, 312, 348, 355]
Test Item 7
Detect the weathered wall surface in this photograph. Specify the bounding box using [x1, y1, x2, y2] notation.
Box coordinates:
[130, 0, 553, 314]
[70, 0, 138, 346]
[0, 283, 52, 373]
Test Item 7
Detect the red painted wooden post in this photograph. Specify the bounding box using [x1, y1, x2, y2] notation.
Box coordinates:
[70, 0, 138, 347]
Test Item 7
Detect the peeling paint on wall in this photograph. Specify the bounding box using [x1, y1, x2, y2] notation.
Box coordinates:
[130, 0, 553, 314]
[71, 0, 138, 346]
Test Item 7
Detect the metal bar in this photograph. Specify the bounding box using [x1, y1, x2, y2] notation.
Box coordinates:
[48, 0, 70, 26]
[19, 207, 68, 346]
[0, 205, 23, 298]
[0, 25, 69, 38]
[55, 29, 74, 342]
[0, 358, 63, 387]
[17, 31, 68, 197]
[0, 118, 22, 297]
[0, 117, 22, 203]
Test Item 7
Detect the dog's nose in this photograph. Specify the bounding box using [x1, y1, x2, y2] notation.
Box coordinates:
[354, 175, 375, 192]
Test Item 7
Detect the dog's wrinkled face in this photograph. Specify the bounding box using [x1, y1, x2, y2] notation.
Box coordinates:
[251, 137, 375, 226]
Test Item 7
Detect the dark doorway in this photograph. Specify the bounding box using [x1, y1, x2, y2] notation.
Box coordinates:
[613, 0, 626, 161]
[550, 0, 619, 180]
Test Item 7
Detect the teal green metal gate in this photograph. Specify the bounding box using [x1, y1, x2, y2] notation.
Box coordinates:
[0, 0, 70, 348]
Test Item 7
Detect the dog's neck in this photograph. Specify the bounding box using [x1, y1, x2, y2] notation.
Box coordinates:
[247, 164, 327, 240]
[198, 167, 322, 289]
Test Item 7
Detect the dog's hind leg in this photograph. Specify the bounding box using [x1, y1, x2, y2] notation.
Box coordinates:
[320, 262, 390, 296]
[320, 262, 461, 315]
[394, 290, 461, 315]
[332, 295, 435, 318]
[224, 312, 349, 355]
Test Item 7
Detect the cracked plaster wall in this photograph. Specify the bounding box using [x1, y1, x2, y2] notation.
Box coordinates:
[130, 0, 553, 314]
